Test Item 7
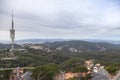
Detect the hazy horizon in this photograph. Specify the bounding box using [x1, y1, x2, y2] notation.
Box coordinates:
[1, 38, 120, 42]
[1, 0, 120, 40]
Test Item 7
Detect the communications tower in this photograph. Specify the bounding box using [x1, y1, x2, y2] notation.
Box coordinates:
[10, 11, 15, 51]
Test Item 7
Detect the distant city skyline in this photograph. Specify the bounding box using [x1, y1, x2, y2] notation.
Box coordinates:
[1, 0, 120, 40]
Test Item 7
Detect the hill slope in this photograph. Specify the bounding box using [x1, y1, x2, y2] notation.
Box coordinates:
[42, 40, 120, 52]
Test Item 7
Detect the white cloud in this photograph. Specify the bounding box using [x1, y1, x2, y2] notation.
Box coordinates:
[1, 0, 120, 40]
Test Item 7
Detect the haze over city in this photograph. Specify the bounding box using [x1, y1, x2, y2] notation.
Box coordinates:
[1, 0, 120, 40]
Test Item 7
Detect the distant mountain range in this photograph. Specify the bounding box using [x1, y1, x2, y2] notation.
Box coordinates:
[0, 39, 120, 44]
[15, 39, 66, 44]
[0, 39, 67, 44]
[83, 39, 120, 44]
[42, 40, 120, 52]
[1, 40, 120, 52]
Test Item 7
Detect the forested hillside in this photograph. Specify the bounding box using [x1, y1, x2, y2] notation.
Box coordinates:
[0, 40, 120, 68]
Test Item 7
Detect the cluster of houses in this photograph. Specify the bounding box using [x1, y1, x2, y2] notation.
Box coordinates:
[85, 60, 120, 80]
[9, 67, 32, 80]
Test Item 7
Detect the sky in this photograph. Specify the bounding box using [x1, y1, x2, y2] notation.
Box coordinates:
[1, 0, 120, 40]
